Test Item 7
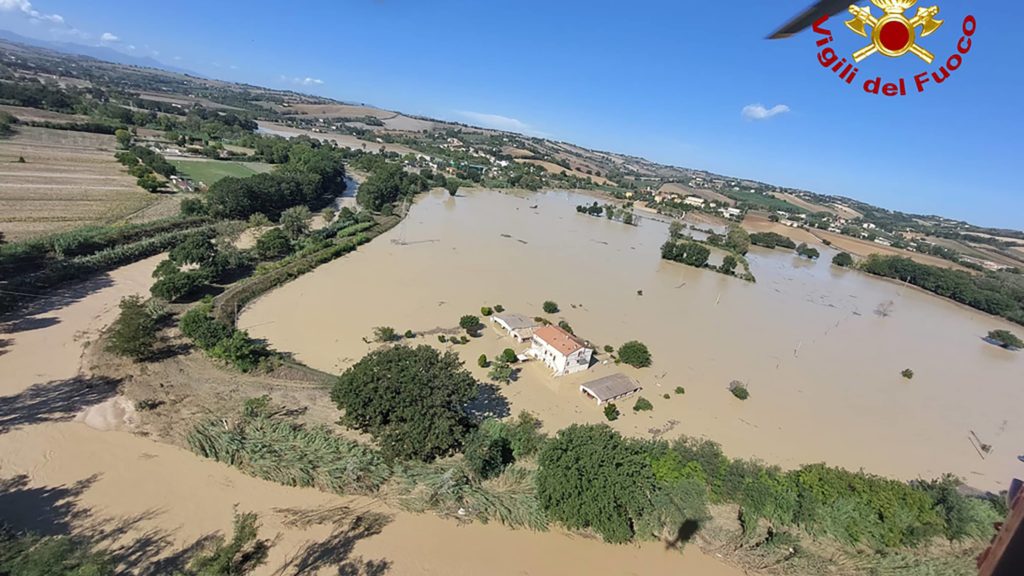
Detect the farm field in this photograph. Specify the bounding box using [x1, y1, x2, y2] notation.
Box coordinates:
[771, 191, 837, 215]
[169, 158, 274, 186]
[0, 126, 155, 240]
[514, 158, 611, 185]
[659, 182, 734, 205]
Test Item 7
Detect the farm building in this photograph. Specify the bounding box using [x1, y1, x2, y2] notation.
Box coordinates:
[491, 313, 539, 342]
[528, 325, 593, 376]
[579, 373, 642, 405]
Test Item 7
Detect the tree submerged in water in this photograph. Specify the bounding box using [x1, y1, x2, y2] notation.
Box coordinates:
[986, 329, 1023, 350]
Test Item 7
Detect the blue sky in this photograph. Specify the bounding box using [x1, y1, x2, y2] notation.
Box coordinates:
[2, 1, 1020, 228]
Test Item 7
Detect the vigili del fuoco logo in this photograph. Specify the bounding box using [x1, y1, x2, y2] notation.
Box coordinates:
[813, 0, 976, 96]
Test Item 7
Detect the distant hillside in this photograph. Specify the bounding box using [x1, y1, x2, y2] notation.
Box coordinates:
[0, 29, 197, 76]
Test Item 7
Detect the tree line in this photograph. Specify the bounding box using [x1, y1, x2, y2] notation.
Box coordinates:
[859, 255, 1024, 326]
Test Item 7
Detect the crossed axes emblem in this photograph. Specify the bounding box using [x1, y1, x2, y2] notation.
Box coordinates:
[846, 0, 944, 64]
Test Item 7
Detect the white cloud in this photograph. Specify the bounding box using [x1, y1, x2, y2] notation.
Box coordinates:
[0, 0, 64, 24]
[281, 75, 324, 87]
[741, 103, 791, 121]
[456, 110, 541, 135]
[100, 32, 119, 43]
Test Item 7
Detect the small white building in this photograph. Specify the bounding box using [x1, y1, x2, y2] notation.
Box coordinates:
[683, 196, 705, 207]
[529, 325, 593, 376]
[720, 207, 742, 219]
[491, 313, 539, 343]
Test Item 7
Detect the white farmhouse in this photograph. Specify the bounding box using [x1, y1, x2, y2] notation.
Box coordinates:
[529, 325, 593, 376]
[683, 196, 705, 207]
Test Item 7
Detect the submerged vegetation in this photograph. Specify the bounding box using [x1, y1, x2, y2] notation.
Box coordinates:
[859, 255, 1024, 326]
[986, 329, 1022, 350]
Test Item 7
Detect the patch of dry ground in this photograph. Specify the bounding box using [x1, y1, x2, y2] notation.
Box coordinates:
[771, 192, 836, 215]
[0, 127, 162, 240]
[0, 104, 91, 123]
[660, 182, 734, 205]
[514, 158, 612, 186]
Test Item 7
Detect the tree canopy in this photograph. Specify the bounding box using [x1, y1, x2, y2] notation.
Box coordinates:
[331, 345, 479, 461]
[618, 340, 652, 368]
[536, 425, 658, 543]
[832, 252, 854, 267]
[661, 240, 710, 268]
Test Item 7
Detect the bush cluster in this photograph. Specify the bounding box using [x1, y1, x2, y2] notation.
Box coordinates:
[179, 302, 270, 373]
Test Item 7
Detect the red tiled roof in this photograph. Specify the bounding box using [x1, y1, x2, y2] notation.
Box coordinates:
[533, 325, 587, 356]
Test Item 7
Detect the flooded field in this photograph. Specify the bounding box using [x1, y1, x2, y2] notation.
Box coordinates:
[242, 189, 1024, 492]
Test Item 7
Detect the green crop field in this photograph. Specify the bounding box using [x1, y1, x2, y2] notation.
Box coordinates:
[723, 188, 806, 213]
[170, 159, 273, 186]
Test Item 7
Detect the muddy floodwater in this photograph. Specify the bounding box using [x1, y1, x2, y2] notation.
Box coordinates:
[243, 189, 1024, 492]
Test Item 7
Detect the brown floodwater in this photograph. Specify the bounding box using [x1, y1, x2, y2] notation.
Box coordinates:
[242, 189, 1024, 492]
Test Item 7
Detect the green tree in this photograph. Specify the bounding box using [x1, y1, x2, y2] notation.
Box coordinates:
[987, 329, 1023, 350]
[279, 206, 311, 240]
[500, 348, 518, 363]
[331, 345, 478, 461]
[632, 397, 653, 412]
[725, 225, 751, 255]
[446, 181, 460, 197]
[480, 306, 493, 316]
[542, 300, 559, 314]
[459, 314, 482, 334]
[603, 403, 620, 421]
[832, 251, 854, 267]
[180, 197, 208, 217]
[478, 354, 490, 368]
[180, 305, 233, 350]
[106, 295, 157, 360]
[170, 235, 216, 265]
[901, 368, 915, 380]
[255, 228, 292, 260]
[796, 243, 820, 259]
[373, 326, 398, 342]
[320, 207, 336, 223]
[618, 341, 651, 368]
[488, 360, 514, 384]
[720, 255, 738, 275]
[729, 381, 749, 400]
[668, 220, 683, 240]
[115, 128, 132, 149]
[151, 270, 209, 302]
[463, 428, 513, 479]
[137, 173, 161, 193]
[536, 425, 656, 543]
[557, 320, 574, 335]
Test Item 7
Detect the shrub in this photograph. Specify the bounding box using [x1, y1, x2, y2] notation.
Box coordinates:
[489, 360, 514, 384]
[280, 205, 311, 240]
[603, 344, 614, 353]
[460, 335, 469, 344]
[795, 243, 821, 259]
[481, 306, 493, 316]
[248, 213, 271, 227]
[255, 228, 292, 260]
[321, 207, 336, 223]
[729, 381, 749, 400]
[501, 348, 518, 364]
[404, 329, 415, 339]
[618, 341, 652, 368]
[557, 320, 574, 335]
[460, 314, 482, 334]
[478, 354, 490, 368]
[987, 329, 1023, 350]
[106, 295, 157, 360]
[603, 403, 620, 421]
[542, 300, 559, 314]
[374, 326, 398, 343]
[151, 269, 209, 302]
[832, 251, 855, 267]
[209, 330, 270, 373]
[438, 335, 447, 343]
[494, 304, 505, 313]
[663, 393, 671, 400]
[674, 386, 685, 395]
[180, 197, 207, 217]
[901, 368, 915, 380]
[180, 305, 232, 349]
[632, 397, 653, 412]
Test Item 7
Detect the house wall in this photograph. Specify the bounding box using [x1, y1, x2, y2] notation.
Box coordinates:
[530, 337, 593, 376]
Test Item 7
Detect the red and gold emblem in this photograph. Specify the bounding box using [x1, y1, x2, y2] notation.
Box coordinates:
[846, 0, 944, 63]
